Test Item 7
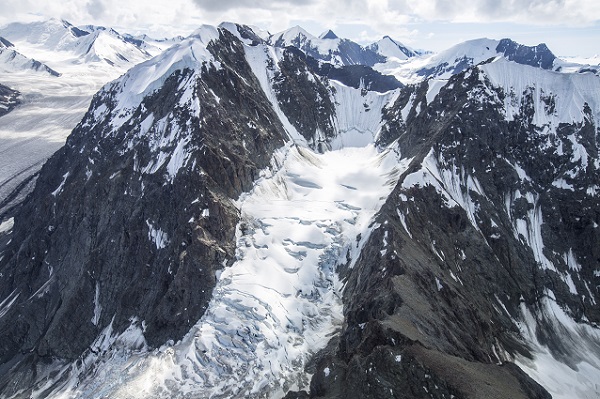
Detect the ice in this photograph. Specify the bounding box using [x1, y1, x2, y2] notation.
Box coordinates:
[426, 79, 447, 104]
[505, 191, 556, 272]
[513, 298, 600, 399]
[329, 81, 398, 149]
[479, 58, 600, 126]
[91, 282, 102, 326]
[0, 289, 20, 320]
[51, 172, 69, 197]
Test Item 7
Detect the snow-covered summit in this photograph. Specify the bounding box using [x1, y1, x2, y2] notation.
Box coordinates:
[101, 25, 220, 120]
[0, 37, 60, 75]
[270, 25, 321, 49]
[269, 26, 385, 66]
[367, 35, 417, 60]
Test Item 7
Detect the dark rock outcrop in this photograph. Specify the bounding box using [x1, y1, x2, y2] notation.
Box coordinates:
[496, 39, 556, 70]
[0, 84, 19, 117]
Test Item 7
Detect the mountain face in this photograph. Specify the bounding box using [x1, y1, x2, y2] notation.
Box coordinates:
[376, 38, 559, 85]
[309, 58, 600, 399]
[0, 20, 599, 399]
[367, 35, 418, 60]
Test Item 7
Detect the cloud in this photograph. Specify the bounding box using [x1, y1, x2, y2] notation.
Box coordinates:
[86, 0, 106, 19]
[192, 0, 314, 12]
[403, 0, 599, 25]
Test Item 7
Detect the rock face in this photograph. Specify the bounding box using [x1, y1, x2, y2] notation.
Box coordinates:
[0, 84, 19, 117]
[495, 39, 556, 69]
[0, 22, 599, 399]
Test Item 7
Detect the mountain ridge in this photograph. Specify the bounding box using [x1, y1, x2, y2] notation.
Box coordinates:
[0, 19, 599, 399]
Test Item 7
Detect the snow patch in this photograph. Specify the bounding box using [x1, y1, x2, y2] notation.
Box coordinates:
[146, 220, 169, 249]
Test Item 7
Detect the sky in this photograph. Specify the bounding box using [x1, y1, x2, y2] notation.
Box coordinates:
[0, 0, 599, 57]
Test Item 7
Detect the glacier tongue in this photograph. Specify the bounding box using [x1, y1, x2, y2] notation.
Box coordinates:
[53, 143, 406, 399]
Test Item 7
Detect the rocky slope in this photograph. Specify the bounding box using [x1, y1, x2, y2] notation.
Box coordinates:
[304, 57, 600, 399]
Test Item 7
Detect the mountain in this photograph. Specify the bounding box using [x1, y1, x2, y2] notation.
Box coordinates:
[269, 26, 387, 66]
[317, 56, 600, 399]
[367, 35, 418, 60]
[0, 21, 599, 399]
[0, 35, 60, 76]
[122, 33, 185, 57]
[0, 18, 162, 220]
[0, 19, 150, 67]
[377, 37, 557, 84]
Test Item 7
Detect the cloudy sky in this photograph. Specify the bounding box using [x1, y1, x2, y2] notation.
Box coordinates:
[1, 0, 599, 57]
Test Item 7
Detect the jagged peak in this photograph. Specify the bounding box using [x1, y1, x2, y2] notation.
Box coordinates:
[369, 35, 416, 60]
[218, 22, 268, 45]
[319, 29, 338, 40]
[107, 26, 221, 115]
[270, 25, 317, 46]
[495, 38, 556, 69]
[0, 36, 14, 48]
[188, 24, 221, 42]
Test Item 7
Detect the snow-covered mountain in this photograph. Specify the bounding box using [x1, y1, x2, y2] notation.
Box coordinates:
[0, 35, 59, 75]
[367, 35, 418, 60]
[0, 18, 171, 214]
[269, 25, 390, 66]
[0, 20, 599, 399]
[377, 37, 557, 84]
[0, 19, 151, 67]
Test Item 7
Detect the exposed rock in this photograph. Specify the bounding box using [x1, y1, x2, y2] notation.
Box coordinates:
[0, 84, 19, 117]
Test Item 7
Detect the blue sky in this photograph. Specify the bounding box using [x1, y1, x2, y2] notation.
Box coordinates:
[1, 0, 599, 57]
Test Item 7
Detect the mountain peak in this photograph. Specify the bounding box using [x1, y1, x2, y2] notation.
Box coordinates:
[0, 36, 14, 48]
[368, 35, 416, 60]
[319, 29, 338, 40]
[496, 38, 556, 69]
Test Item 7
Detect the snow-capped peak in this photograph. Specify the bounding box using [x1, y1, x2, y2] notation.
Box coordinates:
[368, 35, 417, 60]
[375, 37, 560, 84]
[270, 25, 318, 48]
[0, 18, 152, 68]
[106, 25, 220, 118]
[319, 29, 339, 40]
[0, 18, 86, 51]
